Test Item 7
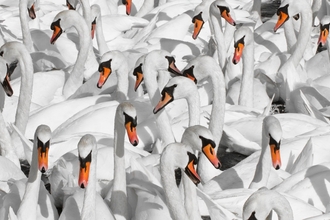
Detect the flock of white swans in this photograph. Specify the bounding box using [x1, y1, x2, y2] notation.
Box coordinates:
[0, 0, 330, 219]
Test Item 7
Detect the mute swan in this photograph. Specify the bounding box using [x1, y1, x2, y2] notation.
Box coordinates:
[160, 142, 201, 220]
[192, 0, 236, 70]
[0, 41, 34, 160]
[182, 55, 226, 182]
[0, 125, 59, 220]
[228, 26, 270, 110]
[0, 57, 20, 167]
[59, 134, 114, 220]
[50, 9, 95, 99]
[133, 50, 181, 151]
[107, 102, 138, 220]
[203, 116, 284, 194]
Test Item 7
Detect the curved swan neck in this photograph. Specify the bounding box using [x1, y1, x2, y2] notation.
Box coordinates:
[144, 55, 175, 147]
[93, 7, 109, 57]
[116, 61, 129, 101]
[16, 132, 42, 220]
[239, 41, 254, 108]
[187, 91, 200, 126]
[209, 12, 226, 70]
[161, 147, 190, 220]
[63, 13, 91, 98]
[283, 19, 297, 53]
[19, 0, 34, 53]
[81, 146, 97, 220]
[249, 133, 271, 189]
[110, 115, 129, 220]
[287, 5, 312, 67]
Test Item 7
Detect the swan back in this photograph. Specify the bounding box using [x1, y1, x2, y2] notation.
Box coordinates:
[243, 188, 293, 220]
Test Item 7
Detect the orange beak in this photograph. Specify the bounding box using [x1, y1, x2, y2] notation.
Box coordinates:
[270, 143, 281, 170]
[202, 143, 221, 169]
[50, 21, 62, 44]
[133, 63, 143, 91]
[1, 69, 13, 97]
[38, 142, 49, 173]
[78, 161, 91, 188]
[192, 15, 204, 40]
[97, 66, 111, 88]
[91, 19, 96, 39]
[232, 42, 244, 64]
[317, 26, 329, 47]
[125, 120, 139, 146]
[185, 152, 201, 185]
[274, 10, 289, 32]
[221, 9, 236, 26]
[123, 0, 132, 15]
[28, 4, 36, 19]
[153, 91, 173, 114]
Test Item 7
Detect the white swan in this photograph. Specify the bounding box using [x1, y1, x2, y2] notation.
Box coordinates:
[192, 0, 236, 70]
[59, 134, 114, 220]
[0, 125, 59, 220]
[50, 9, 94, 99]
[160, 142, 201, 220]
[203, 116, 284, 194]
[0, 41, 34, 160]
[182, 55, 226, 182]
[106, 102, 138, 220]
[228, 26, 270, 110]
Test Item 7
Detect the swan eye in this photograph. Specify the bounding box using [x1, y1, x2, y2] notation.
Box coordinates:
[0, 51, 3, 57]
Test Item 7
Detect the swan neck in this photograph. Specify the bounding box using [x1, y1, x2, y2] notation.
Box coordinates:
[283, 19, 297, 53]
[144, 58, 175, 147]
[116, 64, 129, 101]
[161, 151, 189, 220]
[182, 174, 200, 220]
[63, 15, 91, 98]
[110, 118, 129, 220]
[81, 146, 97, 220]
[239, 43, 254, 108]
[19, 0, 34, 53]
[209, 70, 226, 147]
[95, 14, 109, 57]
[249, 134, 271, 189]
[288, 7, 312, 67]
[272, 194, 294, 219]
[16, 135, 42, 220]
[209, 13, 226, 69]
[187, 91, 200, 127]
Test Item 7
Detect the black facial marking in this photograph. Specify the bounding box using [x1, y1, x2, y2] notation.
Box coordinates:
[192, 12, 203, 23]
[234, 35, 245, 48]
[182, 65, 197, 84]
[37, 138, 50, 155]
[79, 150, 92, 170]
[248, 211, 258, 220]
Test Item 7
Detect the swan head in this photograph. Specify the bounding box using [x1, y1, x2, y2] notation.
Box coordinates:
[263, 116, 282, 170]
[90, 4, 102, 39]
[182, 125, 221, 169]
[78, 134, 96, 188]
[27, 0, 36, 19]
[66, 0, 77, 10]
[117, 102, 139, 146]
[144, 50, 181, 76]
[0, 42, 27, 96]
[0, 57, 16, 97]
[232, 27, 252, 65]
[122, 0, 132, 15]
[182, 55, 220, 83]
[50, 10, 84, 44]
[161, 143, 201, 185]
[35, 125, 52, 173]
[317, 16, 330, 53]
[153, 76, 197, 114]
[211, 0, 236, 26]
[97, 51, 126, 89]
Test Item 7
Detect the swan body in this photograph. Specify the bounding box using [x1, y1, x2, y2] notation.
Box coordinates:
[0, 125, 59, 220]
[59, 134, 114, 220]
